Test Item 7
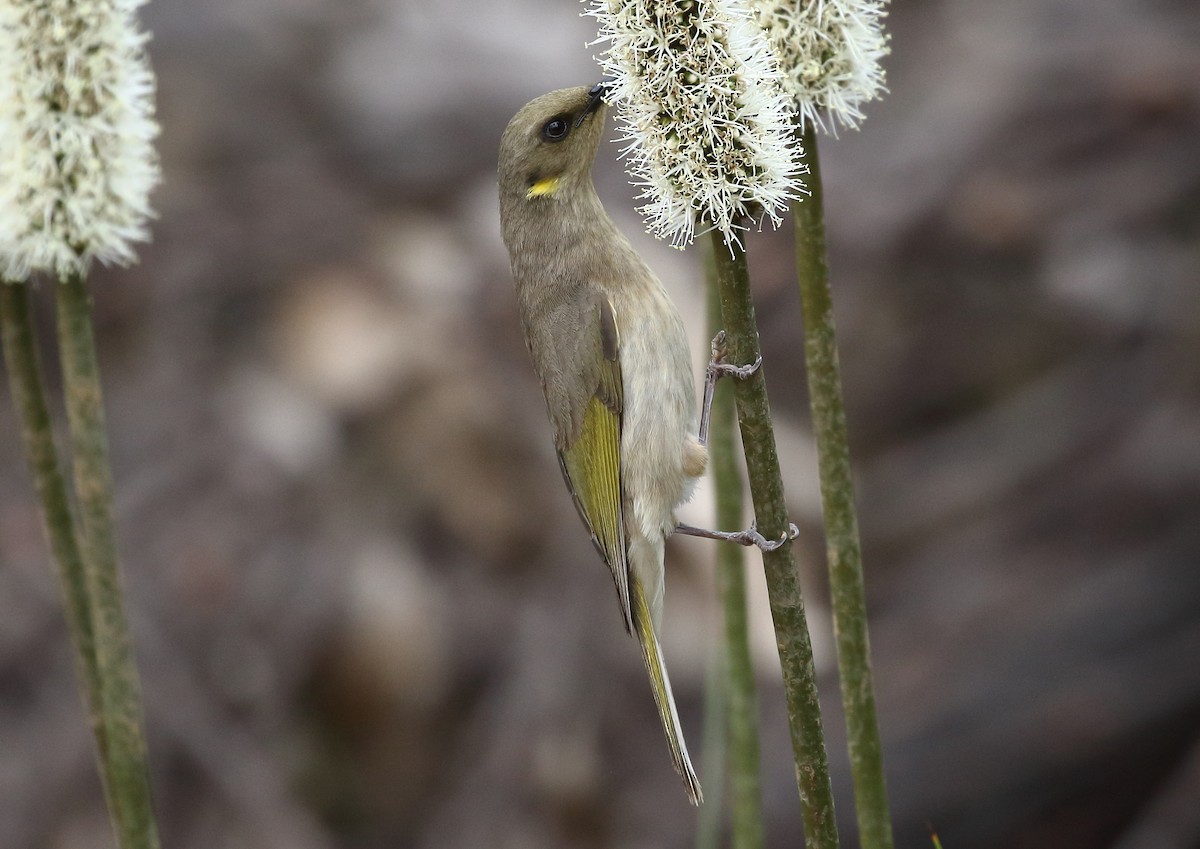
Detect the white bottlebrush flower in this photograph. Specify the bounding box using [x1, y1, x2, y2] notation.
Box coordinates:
[0, 0, 161, 282]
[749, 0, 890, 133]
[587, 0, 805, 248]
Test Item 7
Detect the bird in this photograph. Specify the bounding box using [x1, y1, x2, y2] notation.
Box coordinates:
[498, 82, 786, 805]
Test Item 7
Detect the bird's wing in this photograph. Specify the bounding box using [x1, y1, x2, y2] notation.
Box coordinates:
[556, 294, 633, 632]
[551, 292, 703, 804]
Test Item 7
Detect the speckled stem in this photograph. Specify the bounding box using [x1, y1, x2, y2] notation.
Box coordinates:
[55, 273, 161, 849]
[705, 241, 765, 849]
[1, 281, 107, 748]
[709, 230, 840, 849]
[696, 243, 728, 849]
[793, 124, 894, 849]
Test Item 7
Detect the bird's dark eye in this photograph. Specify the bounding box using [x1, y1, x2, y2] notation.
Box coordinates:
[542, 117, 570, 142]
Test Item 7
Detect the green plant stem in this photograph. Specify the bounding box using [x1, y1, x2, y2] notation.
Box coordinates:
[1, 282, 107, 750]
[694, 612, 726, 849]
[709, 230, 839, 849]
[55, 273, 161, 849]
[704, 242, 765, 849]
[793, 125, 894, 849]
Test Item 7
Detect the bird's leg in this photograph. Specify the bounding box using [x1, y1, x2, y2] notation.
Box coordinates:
[698, 330, 762, 447]
[690, 331, 783, 552]
[675, 521, 799, 553]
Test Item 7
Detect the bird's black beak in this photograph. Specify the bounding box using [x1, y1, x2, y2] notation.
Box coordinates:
[574, 79, 612, 129]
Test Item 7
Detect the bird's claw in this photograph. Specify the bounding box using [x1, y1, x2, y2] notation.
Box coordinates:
[738, 521, 799, 552]
[708, 331, 762, 380]
[710, 330, 728, 362]
[714, 355, 763, 380]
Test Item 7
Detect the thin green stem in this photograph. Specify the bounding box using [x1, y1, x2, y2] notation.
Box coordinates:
[695, 613, 727, 849]
[55, 273, 161, 849]
[709, 230, 839, 849]
[1, 282, 106, 752]
[793, 124, 894, 849]
[705, 242, 765, 849]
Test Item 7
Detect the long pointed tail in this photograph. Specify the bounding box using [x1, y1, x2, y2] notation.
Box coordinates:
[630, 576, 703, 805]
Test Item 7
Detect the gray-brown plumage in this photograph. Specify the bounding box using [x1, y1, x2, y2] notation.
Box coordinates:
[499, 84, 707, 804]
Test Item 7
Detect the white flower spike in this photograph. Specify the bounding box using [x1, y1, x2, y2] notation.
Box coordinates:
[587, 0, 805, 249]
[0, 0, 161, 282]
[749, 0, 890, 133]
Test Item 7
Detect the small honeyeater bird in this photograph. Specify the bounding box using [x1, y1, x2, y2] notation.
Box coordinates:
[498, 83, 787, 804]
[499, 83, 707, 803]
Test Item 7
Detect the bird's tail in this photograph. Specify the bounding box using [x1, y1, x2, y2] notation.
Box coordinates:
[630, 575, 703, 805]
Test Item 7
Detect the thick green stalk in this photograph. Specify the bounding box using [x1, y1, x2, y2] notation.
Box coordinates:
[793, 125, 894, 849]
[55, 273, 161, 849]
[694, 615, 726, 849]
[1, 282, 106, 749]
[709, 231, 839, 849]
[705, 243, 765, 849]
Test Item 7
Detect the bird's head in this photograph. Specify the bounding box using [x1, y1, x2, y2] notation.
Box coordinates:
[499, 82, 610, 203]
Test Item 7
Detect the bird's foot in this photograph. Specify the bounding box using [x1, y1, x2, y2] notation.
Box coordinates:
[729, 521, 799, 552]
[675, 521, 799, 552]
[707, 330, 762, 381]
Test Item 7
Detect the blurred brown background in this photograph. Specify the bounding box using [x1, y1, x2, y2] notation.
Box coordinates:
[2, 0, 1199, 847]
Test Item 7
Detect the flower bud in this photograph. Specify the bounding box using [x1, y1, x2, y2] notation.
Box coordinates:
[587, 0, 805, 248]
[0, 0, 160, 281]
[749, 0, 890, 132]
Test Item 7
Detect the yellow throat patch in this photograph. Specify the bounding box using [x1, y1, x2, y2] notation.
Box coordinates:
[526, 176, 561, 199]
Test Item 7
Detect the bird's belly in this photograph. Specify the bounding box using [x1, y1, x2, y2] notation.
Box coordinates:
[616, 291, 698, 541]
